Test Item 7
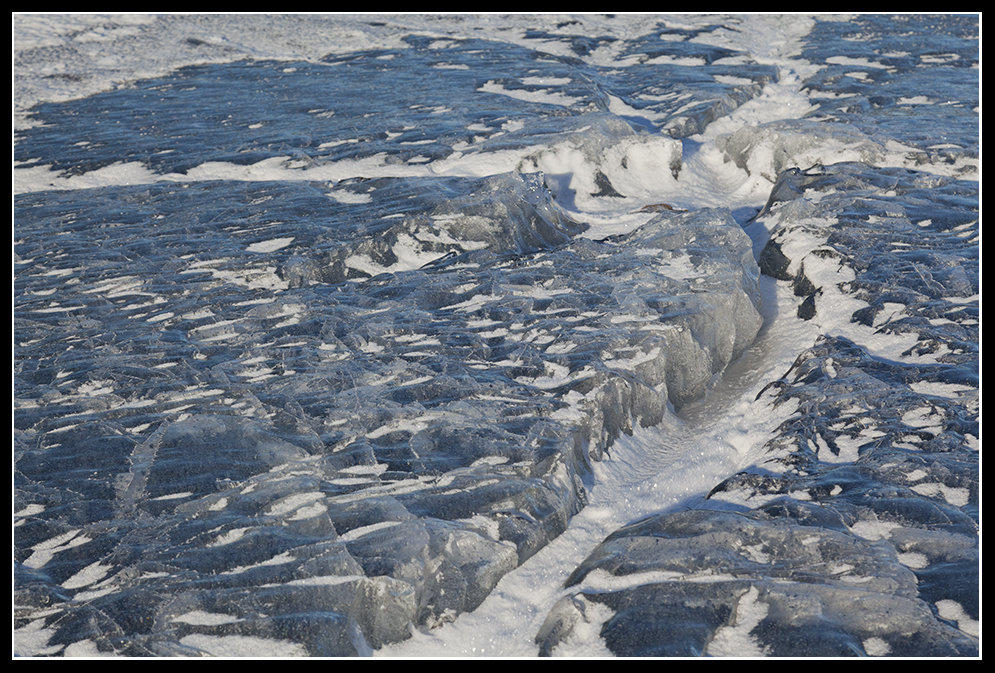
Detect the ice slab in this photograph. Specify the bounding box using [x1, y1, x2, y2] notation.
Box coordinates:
[15, 170, 762, 654]
[540, 162, 978, 657]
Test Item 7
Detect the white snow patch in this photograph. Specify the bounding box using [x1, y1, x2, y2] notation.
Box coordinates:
[178, 633, 308, 657]
[935, 599, 979, 637]
[62, 561, 112, 590]
[705, 585, 769, 657]
[246, 237, 294, 253]
[478, 80, 581, 107]
[172, 611, 243, 626]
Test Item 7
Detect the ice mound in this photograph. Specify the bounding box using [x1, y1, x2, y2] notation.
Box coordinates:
[757, 162, 978, 360]
[540, 162, 978, 657]
[539, 505, 975, 657]
[283, 172, 588, 285]
[514, 116, 684, 208]
[717, 118, 977, 186]
[716, 120, 892, 183]
[15, 172, 763, 654]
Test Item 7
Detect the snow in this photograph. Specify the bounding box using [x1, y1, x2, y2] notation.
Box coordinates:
[14, 13, 978, 658]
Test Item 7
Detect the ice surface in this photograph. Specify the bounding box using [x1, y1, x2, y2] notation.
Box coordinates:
[798, 14, 979, 174]
[545, 328, 979, 656]
[542, 508, 973, 657]
[541, 162, 978, 657]
[14, 13, 978, 658]
[14, 160, 763, 654]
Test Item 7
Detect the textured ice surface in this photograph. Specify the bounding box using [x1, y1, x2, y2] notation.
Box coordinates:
[14, 162, 762, 654]
[14, 13, 979, 657]
[798, 14, 979, 173]
[541, 509, 975, 656]
[541, 164, 978, 657]
[13, 29, 774, 187]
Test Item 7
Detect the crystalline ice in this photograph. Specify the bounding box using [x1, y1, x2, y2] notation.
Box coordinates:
[14, 13, 978, 658]
[546, 161, 978, 657]
[14, 164, 763, 654]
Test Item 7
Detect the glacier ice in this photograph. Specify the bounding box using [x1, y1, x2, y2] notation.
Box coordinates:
[541, 162, 978, 657]
[15, 163, 763, 654]
[14, 13, 979, 658]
